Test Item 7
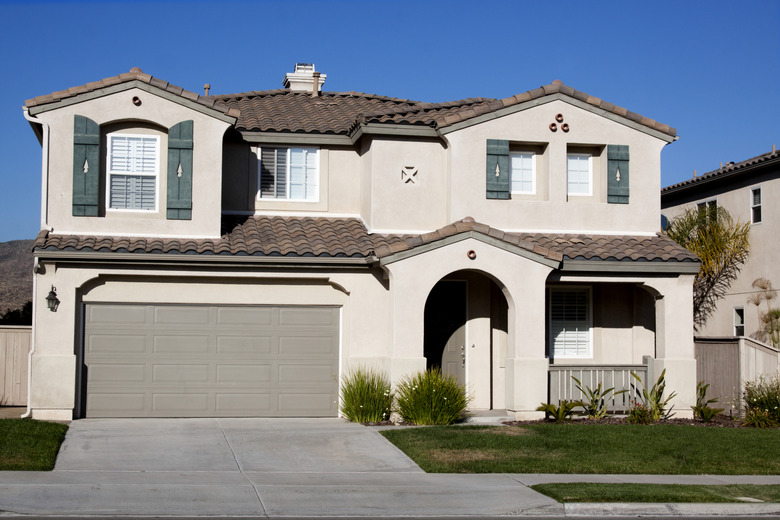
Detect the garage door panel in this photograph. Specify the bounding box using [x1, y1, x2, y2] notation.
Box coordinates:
[216, 364, 273, 384]
[216, 335, 273, 354]
[84, 304, 339, 418]
[154, 335, 211, 354]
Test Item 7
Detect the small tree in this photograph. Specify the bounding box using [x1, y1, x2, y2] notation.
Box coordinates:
[664, 206, 750, 330]
[748, 278, 780, 347]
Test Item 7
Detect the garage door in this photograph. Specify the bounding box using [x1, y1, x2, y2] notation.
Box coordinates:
[82, 304, 340, 418]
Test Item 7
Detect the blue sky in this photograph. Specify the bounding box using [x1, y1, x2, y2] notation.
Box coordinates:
[0, 0, 777, 242]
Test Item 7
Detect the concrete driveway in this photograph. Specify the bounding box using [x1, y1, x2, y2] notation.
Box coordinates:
[0, 418, 561, 517]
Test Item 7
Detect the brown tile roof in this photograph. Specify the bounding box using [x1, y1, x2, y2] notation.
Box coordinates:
[662, 149, 780, 194]
[25, 67, 240, 119]
[33, 216, 697, 265]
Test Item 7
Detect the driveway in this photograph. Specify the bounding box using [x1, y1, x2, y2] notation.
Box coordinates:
[0, 418, 560, 517]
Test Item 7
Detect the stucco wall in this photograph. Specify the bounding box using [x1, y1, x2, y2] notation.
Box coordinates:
[33, 87, 231, 238]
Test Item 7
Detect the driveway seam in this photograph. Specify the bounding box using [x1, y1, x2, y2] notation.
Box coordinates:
[216, 418, 268, 518]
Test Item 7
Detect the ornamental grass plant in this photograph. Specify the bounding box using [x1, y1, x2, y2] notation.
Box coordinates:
[338, 367, 393, 423]
[395, 368, 471, 425]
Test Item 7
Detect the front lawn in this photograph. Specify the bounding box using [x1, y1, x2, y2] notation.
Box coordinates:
[0, 419, 69, 471]
[532, 483, 780, 503]
[380, 423, 780, 474]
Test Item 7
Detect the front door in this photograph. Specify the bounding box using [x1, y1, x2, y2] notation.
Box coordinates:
[424, 281, 466, 386]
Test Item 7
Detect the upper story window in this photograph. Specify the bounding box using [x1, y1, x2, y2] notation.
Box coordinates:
[734, 307, 745, 336]
[258, 147, 319, 201]
[107, 133, 159, 211]
[751, 187, 762, 224]
[697, 199, 717, 222]
[567, 153, 592, 196]
[510, 152, 536, 195]
[549, 286, 592, 358]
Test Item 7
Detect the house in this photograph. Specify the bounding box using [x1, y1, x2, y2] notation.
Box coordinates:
[22, 64, 700, 421]
[662, 149, 780, 340]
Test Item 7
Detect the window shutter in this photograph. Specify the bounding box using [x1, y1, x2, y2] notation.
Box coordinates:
[72, 115, 100, 216]
[607, 145, 629, 204]
[486, 139, 510, 199]
[167, 120, 193, 220]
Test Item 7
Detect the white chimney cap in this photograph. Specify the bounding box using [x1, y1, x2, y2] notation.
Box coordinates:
[283, 63, 326, 92]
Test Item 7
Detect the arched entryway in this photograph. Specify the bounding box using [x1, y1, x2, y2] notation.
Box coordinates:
[423, 270, 509, 410]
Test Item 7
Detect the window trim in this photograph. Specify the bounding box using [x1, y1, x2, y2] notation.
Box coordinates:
[510, 151, 536, 195]
[105, 132, 160, 212]
[734, 306, 745, 337]
[257, 146, 320, 202]
[548, 286, 593, 359]
[751, 187, 762, 224]
[566, 153, 592, 197]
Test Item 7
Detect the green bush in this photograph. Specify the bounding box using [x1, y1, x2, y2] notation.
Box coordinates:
[743, 408, 778, 428]
[339, 367, 393, 423]
[395, 368, 471, 425]
[743, 374, 780, 426]
[627, 402, 654, 424]
[572, 376, 627, 419]
[537, 400, 583, 422]
[630, 369, 677, 421]
[691, 381, 724, 422]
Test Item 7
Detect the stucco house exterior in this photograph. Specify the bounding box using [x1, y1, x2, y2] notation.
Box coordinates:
[23, 64, 699, 421]
[662, 149, 780, 342]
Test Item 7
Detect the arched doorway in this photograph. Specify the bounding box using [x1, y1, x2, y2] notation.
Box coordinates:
[423, 270, 509, 410]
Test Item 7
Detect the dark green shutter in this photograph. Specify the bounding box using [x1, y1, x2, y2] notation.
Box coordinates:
[72, 115, 100, 216]
[486, 139, 510, 199]
[167, 120, 193, 220]
[607, 145, 629, 204]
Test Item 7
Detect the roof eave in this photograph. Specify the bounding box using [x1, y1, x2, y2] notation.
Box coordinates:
[27, 80, 238, 124]
[662, 154, 780, 197]
[561, 259, 701, 274]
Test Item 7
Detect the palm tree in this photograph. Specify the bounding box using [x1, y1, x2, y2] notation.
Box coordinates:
[664, 206, 750, 330]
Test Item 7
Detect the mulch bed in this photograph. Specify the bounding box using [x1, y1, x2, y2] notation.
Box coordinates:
[504, 414, 761, 428]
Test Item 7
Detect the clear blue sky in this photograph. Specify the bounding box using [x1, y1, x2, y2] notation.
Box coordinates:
[1, 0, 777, 242]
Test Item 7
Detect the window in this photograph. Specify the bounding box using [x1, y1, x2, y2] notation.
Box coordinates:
[751, 187, 762, 224]
[567, 153, 592, 196]
[107, 134, 159, 211]
[259, 147, 319, 201]
[510, 152, 536, 194]
[549, 287, 592, 358]
[734, 307, 745, 336]
[697, 199, 717, 221]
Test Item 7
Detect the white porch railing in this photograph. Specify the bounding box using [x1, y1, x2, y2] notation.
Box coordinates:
[548, 364, 647, 413]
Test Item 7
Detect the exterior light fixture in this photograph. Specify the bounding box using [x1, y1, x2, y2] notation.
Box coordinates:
[46, 286, 59, 312]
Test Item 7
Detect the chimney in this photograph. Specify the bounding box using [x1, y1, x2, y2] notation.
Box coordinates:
[283, 63, 326, 93]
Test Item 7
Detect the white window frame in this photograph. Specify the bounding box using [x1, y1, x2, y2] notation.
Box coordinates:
[510, 151, 536, 195]
[567, 153, 592, 196]
[548, 286, 593, 359]
[257, 146, 319, 202]
[751, 187, 762, 224]
[106, 133, 160, 212]
[734, 307, 745, 337]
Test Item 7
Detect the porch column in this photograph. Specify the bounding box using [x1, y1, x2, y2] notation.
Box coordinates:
[650, 274, 697, 418]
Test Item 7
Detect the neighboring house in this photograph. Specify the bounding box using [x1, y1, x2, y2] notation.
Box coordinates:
[23, 64, 699, 421]
[662, 149, 780, 341]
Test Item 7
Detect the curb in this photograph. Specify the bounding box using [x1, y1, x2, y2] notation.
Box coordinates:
[563, 502, 780, 517]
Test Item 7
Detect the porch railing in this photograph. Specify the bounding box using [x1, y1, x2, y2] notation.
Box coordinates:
[548, 364, 647, 413]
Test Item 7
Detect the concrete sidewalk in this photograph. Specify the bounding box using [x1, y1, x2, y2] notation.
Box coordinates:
[0, 417, 778, 517]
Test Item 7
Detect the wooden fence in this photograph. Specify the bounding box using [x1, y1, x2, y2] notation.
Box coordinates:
[696, 336, 779, 415]
[0, 326, 31, 406]
[548, 363, 647, 412]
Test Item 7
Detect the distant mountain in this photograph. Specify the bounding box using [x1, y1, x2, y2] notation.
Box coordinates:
[0, 239, 35, 315]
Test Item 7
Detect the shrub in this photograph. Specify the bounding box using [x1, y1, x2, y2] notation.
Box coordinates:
[571, 376, 627, 419]
[626, 402, 654, 424]
[691, 381, 724, 422]
[339, 367, 393, 423]
[743, 374, 780, 426]
[395, 368, 471, 425]
[630, 369, 677, 421]
[536, 400, 583, 422]
[743, 408, 778, 428]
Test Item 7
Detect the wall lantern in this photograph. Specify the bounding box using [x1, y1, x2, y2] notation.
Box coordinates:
[46, 286, 60, 312]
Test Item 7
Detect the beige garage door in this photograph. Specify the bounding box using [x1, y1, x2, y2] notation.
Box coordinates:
[83, 304, 340, 418]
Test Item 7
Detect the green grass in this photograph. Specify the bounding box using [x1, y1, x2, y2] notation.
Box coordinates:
[531, 483, 780, 503]
[0, 418, 69, 470]
[380, 423, 780, 474]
